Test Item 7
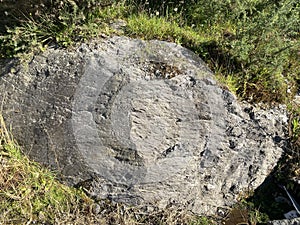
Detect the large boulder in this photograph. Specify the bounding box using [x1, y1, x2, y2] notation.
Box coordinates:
[0, 36, 287, 215]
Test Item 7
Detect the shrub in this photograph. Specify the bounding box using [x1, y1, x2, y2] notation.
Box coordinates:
[0, 0, 122, 57]
[184, 0, 300, 102]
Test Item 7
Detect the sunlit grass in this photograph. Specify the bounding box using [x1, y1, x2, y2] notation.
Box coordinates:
[0, 115, 94, 224]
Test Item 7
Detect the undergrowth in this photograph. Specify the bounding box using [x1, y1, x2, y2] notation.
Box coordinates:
[127, 0, 300, 103]
[0, 0, 128, 58]
[0, 115, 94, 224]
[0, 0, 299, 102]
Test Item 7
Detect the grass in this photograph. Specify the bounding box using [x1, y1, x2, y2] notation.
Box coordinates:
[1, 0, 299, 104]
[0, 115, 95, 224]
[125, 13, 211, 44]
[0, 0, 300, 223]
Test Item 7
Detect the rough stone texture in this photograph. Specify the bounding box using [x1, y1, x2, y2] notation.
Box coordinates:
[268, 217, 300, 225]
[0, 36, 288, 215]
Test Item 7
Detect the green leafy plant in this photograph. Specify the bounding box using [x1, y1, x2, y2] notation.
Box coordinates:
[0, 0, 126, 58]
[125, 0, 300, 103]
[292, 117, 300, 140]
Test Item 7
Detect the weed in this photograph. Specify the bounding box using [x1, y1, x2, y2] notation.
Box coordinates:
[224, 201, 270, 224]
[125, 13, 210, 45]
[0, 115, 94, 224]
[1, 0, 299, 103]
[292, 117, 300, 141]
[0, 1, 127, 58]
[125, 0, 300, 103]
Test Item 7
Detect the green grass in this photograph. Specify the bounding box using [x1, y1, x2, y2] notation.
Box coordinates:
[1, 0, 299, 103]
[0, 115, 95, 224]
[125, 13, 210, 44]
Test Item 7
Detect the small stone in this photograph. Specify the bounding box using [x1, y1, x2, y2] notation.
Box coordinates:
[91, 203, 101, 214]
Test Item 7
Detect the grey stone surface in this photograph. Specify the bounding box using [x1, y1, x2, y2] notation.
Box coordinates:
[268, 217, 300, 225]
[0, 36, 287, 215]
